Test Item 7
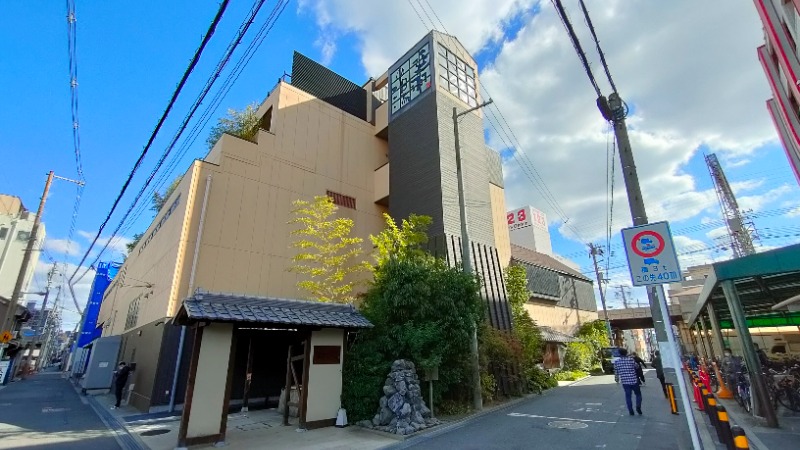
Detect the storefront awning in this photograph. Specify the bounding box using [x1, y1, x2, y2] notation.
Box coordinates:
[688, 243, 800, 328]
[174, 289, 373, 329]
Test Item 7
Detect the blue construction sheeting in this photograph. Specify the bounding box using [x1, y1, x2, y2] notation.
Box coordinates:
[76, 261, 121, 348]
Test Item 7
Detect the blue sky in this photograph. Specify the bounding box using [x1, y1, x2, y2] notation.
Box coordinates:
[2, 1, 800, 327]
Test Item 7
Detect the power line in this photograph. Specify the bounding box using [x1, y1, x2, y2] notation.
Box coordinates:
[576, 0, 617, 93]
[68, 0, 231, 283]
[550, 0, 602, 98]
[81, 0, 291, 274]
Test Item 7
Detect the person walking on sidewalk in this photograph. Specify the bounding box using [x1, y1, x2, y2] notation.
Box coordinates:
[651, 351, 667, 398]
[111, 362, 131, 410]
[614, 348, 643, 416]
[631, 351, 647, 385]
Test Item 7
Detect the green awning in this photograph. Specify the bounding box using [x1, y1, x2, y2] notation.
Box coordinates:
[688, 243, 800, 327]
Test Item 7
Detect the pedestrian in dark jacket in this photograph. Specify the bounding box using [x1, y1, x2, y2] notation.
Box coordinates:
[112, 362, 131, 409]
[631, 351, 647, 385]
[652, 351, 667, 398]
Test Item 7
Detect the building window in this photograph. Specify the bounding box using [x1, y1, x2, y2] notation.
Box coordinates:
[0, 227, 7, 240]
[326, 190, 356, 209]
[260, 106, 273, 132]
[437, 44, 478, 107]
[125, 297, 140, 330]
[16, 231, 30, 241]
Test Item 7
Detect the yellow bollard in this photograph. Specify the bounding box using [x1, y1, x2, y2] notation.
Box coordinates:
[666, 383, 679, 415]
[731, 425, 750, 449]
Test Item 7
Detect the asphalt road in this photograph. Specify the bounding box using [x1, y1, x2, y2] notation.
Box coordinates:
[0, 371, 120, 450]
[396, 371, 688, 450]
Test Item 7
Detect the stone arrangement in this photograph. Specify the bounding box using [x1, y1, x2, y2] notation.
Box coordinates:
[358, 359, 440, 435]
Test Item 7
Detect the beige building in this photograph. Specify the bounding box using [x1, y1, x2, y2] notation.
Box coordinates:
[94, 31, 516, 445]
[0, 195, 45, 301]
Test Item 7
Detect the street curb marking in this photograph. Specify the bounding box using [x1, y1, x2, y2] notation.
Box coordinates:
[507, 412, 616, 424]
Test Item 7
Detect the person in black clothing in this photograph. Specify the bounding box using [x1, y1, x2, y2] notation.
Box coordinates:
[631, 351, 647, 385]
[651, 351, 667, 397]
[112, 362, 131, 409]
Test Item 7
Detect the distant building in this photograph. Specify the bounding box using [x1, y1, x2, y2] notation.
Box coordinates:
[753, 0, 800, 185]
[0, 194, 45, 300]
[511, 244, 598, 336]
[507, 206, 552, 256]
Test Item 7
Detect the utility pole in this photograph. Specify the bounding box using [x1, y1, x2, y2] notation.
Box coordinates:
[588, 243, 613, 344]
[0, 171, 54, 364]
[600, 91, 702, 449]
[0, 171, 83, 365]
[453, 98, 493, 412]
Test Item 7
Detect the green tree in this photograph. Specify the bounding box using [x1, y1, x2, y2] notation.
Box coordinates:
[126, 232, 144, 254]
[151, 177, 182, 214]
[288, 195, 371, 303]
[370, 213, 432, 265]
[502, 264, 548, 392]
[575, 320, 610, 368]
[342, 255, 484, 420]
[207, 102, 261, 150]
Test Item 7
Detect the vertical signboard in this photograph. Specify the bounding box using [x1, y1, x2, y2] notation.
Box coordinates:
[389, 37, 433, 120]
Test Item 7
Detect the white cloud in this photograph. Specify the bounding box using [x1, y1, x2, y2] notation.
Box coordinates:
[43, 238, 82, 257]
[705, 226, 729, 241]
[24, 260, 96, 331]
[77, 230, 132, 260]
[738, 184, 793, 211]
[786, 207, 800, 218]
[302, 0, 778, 243]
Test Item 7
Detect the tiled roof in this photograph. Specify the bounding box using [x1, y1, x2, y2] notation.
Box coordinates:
[510, 245, 592, 282]
[538, 326, 578, 343]
[177, 290, 373, 329]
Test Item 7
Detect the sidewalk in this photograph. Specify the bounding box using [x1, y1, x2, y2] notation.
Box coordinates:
[717, 396, 800, 450]
[86, 390, 395, 450]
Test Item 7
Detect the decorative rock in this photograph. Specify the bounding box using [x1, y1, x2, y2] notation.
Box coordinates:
[357, 420, 374, 429]
[363, 359, 439, 435]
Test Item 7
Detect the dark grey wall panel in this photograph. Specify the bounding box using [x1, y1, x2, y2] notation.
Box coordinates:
[388, 92, 445, 236]
[435, 93, 495, 246]
[291, 52, 367, 121]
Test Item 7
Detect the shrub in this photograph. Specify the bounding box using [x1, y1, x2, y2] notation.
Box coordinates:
[341, 256, 483, 421]
[563, 341, 593, 372]
[553, 370, 589, 382]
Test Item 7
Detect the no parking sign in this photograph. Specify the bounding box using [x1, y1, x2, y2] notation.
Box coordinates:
[621, 221, 681, 286]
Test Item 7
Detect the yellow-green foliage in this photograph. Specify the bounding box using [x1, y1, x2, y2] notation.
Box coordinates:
[288, 195, 371, 303]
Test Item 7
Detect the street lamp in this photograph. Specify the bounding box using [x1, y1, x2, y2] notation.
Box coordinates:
[452, 98, 493, 412]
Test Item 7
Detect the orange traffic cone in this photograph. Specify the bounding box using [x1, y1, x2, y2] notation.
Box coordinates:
[712, 362, 734, 399]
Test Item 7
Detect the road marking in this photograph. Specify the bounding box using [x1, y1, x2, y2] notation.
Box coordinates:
[586, 403, 602, 406]
[508, 412, 616, 424]
[42, 407, 70, 413]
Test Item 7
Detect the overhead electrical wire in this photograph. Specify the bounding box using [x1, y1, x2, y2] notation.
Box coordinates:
[68, 0, 231, 285]
[411, 0, 590, 244]
[576, 0, 617, 93]
[78, 0, 292, 278]
[64, 0, 87, 316]
[550, 0, 602, 98]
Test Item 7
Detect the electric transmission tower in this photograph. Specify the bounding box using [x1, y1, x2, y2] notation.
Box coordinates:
[704, 153, 758, 258]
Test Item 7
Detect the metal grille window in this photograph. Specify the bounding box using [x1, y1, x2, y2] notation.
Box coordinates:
[525, 265, 561, 299]
[0, 227, 7, 240]
[437, 44, 478, 107]
[326, 190, 356, 209]
[16, 231, 30, 241]
[125, 297, 140, 330]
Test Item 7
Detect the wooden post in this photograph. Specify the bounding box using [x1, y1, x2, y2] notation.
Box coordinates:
[177, 326, 204, 447]
[241, 336, 253, 412]
[300, 335, 311, 429]
[283, 345, 293, 426]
